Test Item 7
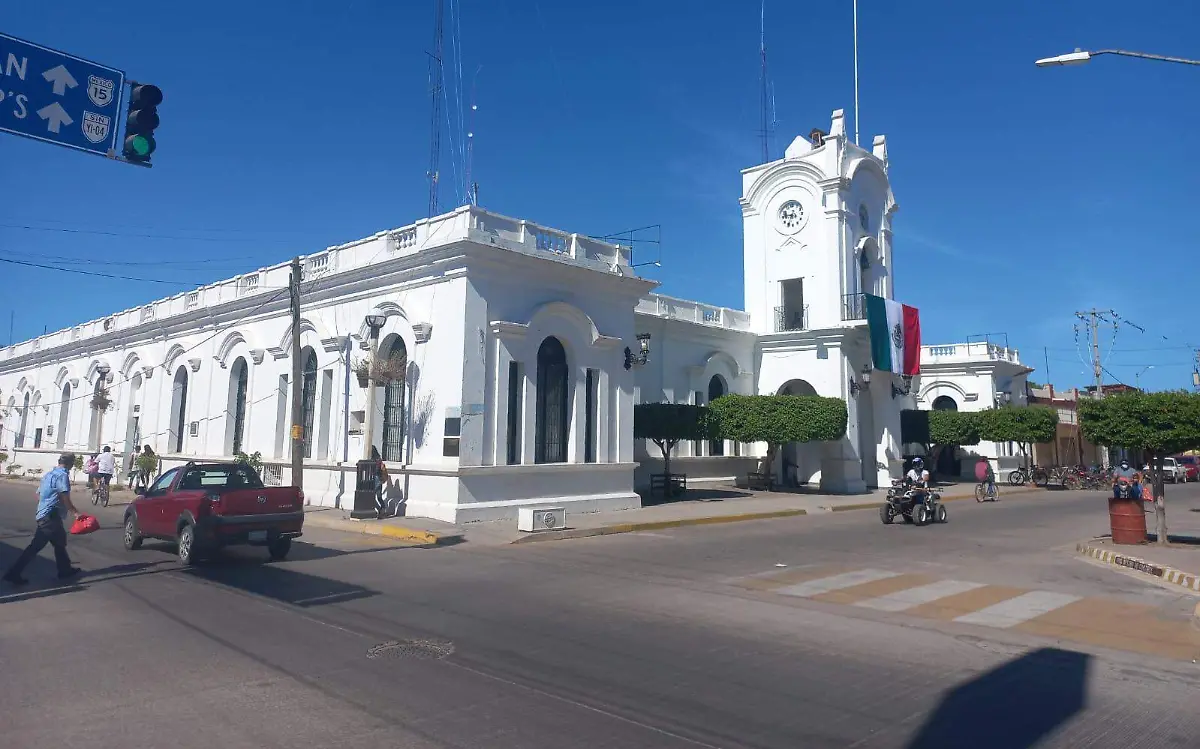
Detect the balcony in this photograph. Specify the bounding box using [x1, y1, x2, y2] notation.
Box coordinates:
[774, 305, 808, 332]
[842, 293, 866, 321]
[922, 342, 1022, 365]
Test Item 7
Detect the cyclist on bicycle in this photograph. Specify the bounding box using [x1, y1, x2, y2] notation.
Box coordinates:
[95, 446, 116, 497]
[975, 458, 997, 498]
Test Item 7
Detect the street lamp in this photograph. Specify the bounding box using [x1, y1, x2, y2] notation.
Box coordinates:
[1135, 365, 1154, 390]
[1036, 47, 1200, 68]
[361, 314, 387, 461]
[95, 364, 111, 448]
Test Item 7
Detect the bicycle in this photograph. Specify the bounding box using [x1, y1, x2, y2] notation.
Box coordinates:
[91, 476, 110, 508]
[1007, 465, 1049, 487]
[974, 480, 998, 502]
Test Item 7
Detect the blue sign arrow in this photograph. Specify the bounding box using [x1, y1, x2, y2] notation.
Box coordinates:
[0, 32, 125, 157]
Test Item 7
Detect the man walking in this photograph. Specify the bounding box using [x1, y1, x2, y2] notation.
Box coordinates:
[3, 452, 82, 585]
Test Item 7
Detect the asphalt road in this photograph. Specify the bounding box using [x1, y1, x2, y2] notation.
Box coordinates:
[1, 478, 1198, 749]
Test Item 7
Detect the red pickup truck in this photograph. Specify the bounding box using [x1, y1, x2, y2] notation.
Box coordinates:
[123, 461, 304, 565]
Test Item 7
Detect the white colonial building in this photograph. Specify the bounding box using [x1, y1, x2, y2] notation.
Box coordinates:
[0, 110, 1026, 522]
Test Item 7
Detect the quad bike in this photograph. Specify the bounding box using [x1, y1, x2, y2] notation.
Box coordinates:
[880, 480, 947, 526]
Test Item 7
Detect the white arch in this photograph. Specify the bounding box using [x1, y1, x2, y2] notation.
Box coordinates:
[15, 377, 28, 392]
[163, 344, 188, 370]
[215, 330, 256, 368]
[918, 379, 969, 401]
[855, 235, 881, 263]
[53, 366, 72, 389]
[528, 301, 616, 348]
[847, 154, 890, 189]
[118, 351, 144, 378]
[743, 160, 828, 207]
[358, 301, 410, 341]
[278, 317, 331, 354]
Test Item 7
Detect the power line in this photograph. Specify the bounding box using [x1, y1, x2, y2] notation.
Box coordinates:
[0, 256, 198, 285]
[0, 222, 296, 244]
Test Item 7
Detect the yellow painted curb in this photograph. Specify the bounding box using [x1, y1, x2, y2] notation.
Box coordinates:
[303, 511, 455, 545]
[1076, 541, 1200, 594]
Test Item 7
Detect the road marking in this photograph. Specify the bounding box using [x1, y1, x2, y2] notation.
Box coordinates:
[953, 591, 1081, 629]
[776, 569, 901, 598]
[855, 579, 987, 612]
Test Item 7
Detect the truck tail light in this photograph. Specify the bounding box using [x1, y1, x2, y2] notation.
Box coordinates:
[297, 490, 305, 504]
[206, 492, 223, 515]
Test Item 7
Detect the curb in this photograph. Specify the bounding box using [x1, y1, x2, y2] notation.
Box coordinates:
[1076, 541, 1200, 597]
[512, 508, 810, 544]
[515, 485, 1053, 544]
[302, 511, 462, 546]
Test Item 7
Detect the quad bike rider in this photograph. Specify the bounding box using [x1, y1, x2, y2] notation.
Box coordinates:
[881, 457, 947, 526]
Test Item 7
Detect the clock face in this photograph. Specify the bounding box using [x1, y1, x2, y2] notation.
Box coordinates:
[777, 200, 804, 233]
[859, 204, 870, 232]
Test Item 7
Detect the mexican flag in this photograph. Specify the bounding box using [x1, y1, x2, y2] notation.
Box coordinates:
[865, 294, 921, 375]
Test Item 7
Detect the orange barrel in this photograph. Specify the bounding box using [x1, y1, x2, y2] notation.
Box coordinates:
[1108, 498, 1147, 545]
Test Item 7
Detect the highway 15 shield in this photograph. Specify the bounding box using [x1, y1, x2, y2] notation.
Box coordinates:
[82, 111, 111, 144]
[88, 75, 116, 108]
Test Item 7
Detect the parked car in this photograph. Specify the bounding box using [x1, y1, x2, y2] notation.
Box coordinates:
[123, 461, 304, 565]
[1142, 457, 1188, 483]
[1176, 455, 1199, 481]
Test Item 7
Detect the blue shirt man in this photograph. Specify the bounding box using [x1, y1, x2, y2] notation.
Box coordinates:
[1112, 460, 1139, 498]
[3, 453, 81, 585]
[36, 464, 71, 520]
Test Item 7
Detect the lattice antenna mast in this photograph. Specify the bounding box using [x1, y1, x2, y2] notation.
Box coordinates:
[759, 1, 771, 163]
[426, 0, 446, 217]
[465, 65, 481, 206]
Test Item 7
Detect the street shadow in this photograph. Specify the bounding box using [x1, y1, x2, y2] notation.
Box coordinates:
[905, 647, 1090, 749]
[180, 557, 379, 608]
[1145, 533, 1200, 546]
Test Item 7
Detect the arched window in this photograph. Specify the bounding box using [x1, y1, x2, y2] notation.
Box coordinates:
[708, 375, 726, 456]
[227, 357, 249, 455]
[932, 395, 958, 411]
[381, 337, 407, 463]
[300, 348, 319, 458]
[16, 391, 30, 448]
[57, 384, 70, 449]
[170, 366, 189, 453]
[535, 336, 570, 463]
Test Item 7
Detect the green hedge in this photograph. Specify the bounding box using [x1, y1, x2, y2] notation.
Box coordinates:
[634, 403, 717, 477]
[709, 394, 847, 476]
[977, 406, 1057, 450]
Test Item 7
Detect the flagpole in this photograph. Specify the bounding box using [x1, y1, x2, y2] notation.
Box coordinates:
[853, 0, 860, 146]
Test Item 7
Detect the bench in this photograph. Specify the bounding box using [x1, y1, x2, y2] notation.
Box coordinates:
[649, 473, 687, 498]
[746, 472, 774, 491]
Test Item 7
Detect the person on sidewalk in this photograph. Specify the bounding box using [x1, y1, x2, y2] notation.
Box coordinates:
[3, 452, 82, 586]
[1112, 458, 1140, 499]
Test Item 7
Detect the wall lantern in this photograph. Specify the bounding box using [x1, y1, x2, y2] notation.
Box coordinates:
[849, 364, 871, 397]
[624, 333, 651, 370]
[891, 374, 913, 399]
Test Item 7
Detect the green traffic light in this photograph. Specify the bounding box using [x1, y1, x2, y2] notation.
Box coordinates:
[124, 134, 155, 159]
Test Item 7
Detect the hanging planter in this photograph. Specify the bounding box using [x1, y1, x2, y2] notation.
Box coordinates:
[353, 358, 406, 388]
[90, 394, 112, 411]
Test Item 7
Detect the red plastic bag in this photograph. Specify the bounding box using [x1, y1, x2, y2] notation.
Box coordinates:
[1141, 484, 1154, 502]
[70, 514, 100, 535]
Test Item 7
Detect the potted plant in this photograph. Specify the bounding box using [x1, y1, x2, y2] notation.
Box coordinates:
[0, 451, 8, 473]
[90, 390, 112, 411]
[234, 450, 264, 474]
[353, 358, 407, 388]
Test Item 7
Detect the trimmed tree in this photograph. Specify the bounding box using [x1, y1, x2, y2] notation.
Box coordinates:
[708, 394, 847, 478]
[900, 409, 981, 479]
[633, 403, 717, 479]
[977, 406, 1058, 460]
[1079, 391, 1200, 545]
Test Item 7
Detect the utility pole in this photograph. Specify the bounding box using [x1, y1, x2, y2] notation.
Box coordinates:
[1193, 350, 1200, 391]
[289, 257, 304, 490]
[1077, 308, 1111, 468]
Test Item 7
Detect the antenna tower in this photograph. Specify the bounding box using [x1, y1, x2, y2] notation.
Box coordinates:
[759, 1, 772, 163]
[426, 0, 445, 217]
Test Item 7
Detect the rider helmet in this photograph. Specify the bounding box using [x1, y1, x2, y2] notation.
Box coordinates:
[912, 457, 924, 468]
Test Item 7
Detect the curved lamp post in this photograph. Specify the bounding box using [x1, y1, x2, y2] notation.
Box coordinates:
[1036, 48, 1200, 68]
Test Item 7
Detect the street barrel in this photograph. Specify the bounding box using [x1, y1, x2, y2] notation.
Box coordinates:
[1108, 497, 1147, 544]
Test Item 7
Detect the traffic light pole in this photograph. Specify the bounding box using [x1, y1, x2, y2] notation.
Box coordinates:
[289, 258, 305, 491]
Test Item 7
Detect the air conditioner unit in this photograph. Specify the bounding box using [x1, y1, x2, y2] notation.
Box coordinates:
[518, 506, 566, 533]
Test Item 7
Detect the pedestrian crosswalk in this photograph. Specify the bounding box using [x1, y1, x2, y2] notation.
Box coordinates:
[737, 566, 1200, 661]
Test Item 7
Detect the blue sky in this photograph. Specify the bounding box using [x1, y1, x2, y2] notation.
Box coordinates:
[2, 0, 1197, 392]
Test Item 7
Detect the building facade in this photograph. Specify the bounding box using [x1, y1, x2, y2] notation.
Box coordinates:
[0, 109, 1023, 522]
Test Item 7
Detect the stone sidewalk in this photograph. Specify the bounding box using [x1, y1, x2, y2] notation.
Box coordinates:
[302, 480, 1044, 547]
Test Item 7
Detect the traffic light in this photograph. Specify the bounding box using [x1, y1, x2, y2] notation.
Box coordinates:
[123, 84, 162, 163]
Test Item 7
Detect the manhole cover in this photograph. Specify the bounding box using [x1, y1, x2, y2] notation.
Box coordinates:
[366, 639, 455, 661]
